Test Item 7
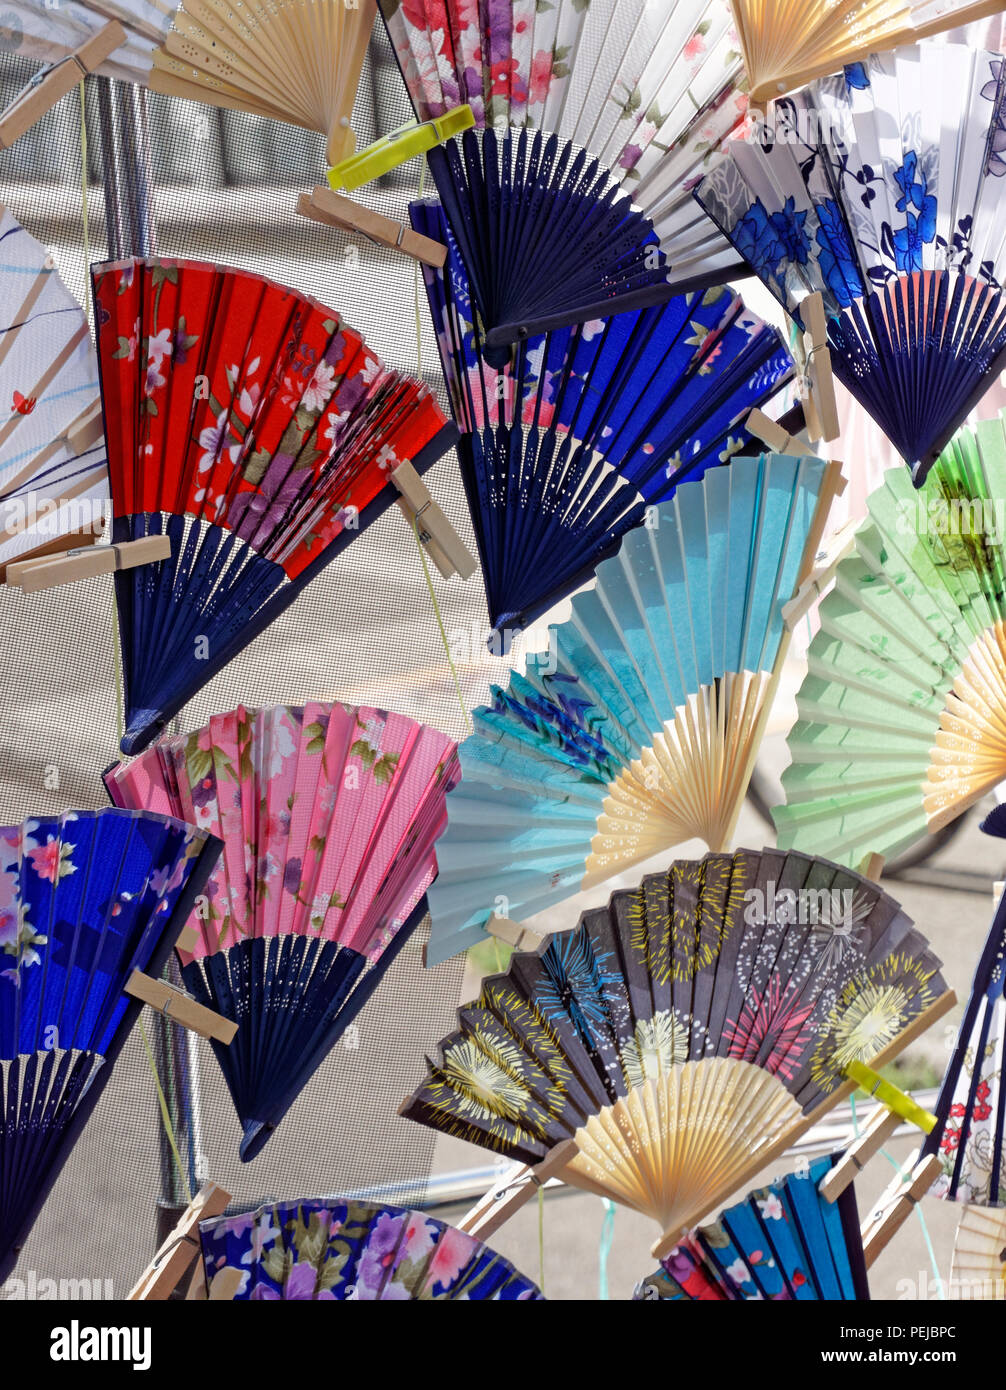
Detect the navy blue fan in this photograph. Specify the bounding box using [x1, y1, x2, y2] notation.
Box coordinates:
[0, 809, 220, 1280]
[981, 805, 1006, 839]
[412, 200, 795, 636]
[696, 44, 1006, 484]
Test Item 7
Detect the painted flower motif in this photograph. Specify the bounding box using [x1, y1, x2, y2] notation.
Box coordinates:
[683, 32, 706, 62]
[147, 327, 174, 366]
[981, 58, 1006, 176]
[302, 360, 338, 414]
[282, 857, 301, 895]
[892, 152, 936, 272]
[27, 836, 75, 884]
[725, 1257, 752, 1285]
[197, 410, 240, 473]
[845, 62, 870, 90]
[815, 198, 863, 307]
[757, 1192, 785, 1222]
[973, 1080, 993, 1122]
[528, 48, 554, 105]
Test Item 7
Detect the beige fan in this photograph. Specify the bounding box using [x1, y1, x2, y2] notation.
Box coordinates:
[730, 0, 1006, 99]
[149, 0, 375, 163]
[950, 1206, 1006, 1299]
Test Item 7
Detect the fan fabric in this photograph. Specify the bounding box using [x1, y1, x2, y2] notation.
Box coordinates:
[412, 199, 795, 634]
[105, 700, 458, 1160]
[950, 1204, 1006, 1299]
[0, 207, 107, 574]
[380, 0, 753, 341]
[199, 1197, 543, 1299]
[774, 415, 1006, 868]
[0, 808, 220, 1280]
[92, 256, 458, 755]
[425, 451, 833, 967]
[405, 849, 947, 1240]
[696, 43, 1006, 484]
[729, 0, 1006, 99]
[633, 1155, 870, 1300]
[924, 887, 1006, 1205]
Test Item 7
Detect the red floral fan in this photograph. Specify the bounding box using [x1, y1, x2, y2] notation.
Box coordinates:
[92, 257, 459, 754]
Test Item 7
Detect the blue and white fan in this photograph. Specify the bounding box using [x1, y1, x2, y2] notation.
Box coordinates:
[424, 450, 838, 965]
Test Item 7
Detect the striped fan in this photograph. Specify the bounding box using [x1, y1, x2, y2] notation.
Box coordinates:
[774, 415, 1006, 869]
[379, 0, 752, 343]
[633, 1155, 870, 1300]
[0, 0, 173, 85]
[404, 849, 950, 1249]
[199, 1197, 543, 1299]
[0, 808, 219, 1281]
[412, 198, 796, 635]
[696, 43, 1006, 485]
[425, 451, 838, 967]
[0, 208, 106, 576]
[923, 887, 1006, 1204]
[106, 700, 458, 1160]
[950, 1205, 1006, 1299]
[729, 0, 1006, 99]
[91, 256, 458, 755]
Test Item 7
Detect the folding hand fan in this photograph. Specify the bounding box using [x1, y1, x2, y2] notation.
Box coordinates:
[0, 808, 220, 1281]
[922, 887, 1006, 1205]
[0, 208, 107, 577]
[729, 0, 1006, 100]
[404, 849, 950, 1250]
[950, 1205, 1006, 1298]
[633, 1155, 870, 1300]
[199, 1197, 543, 1299]
[774, 413, 1006, 869]
[105, 699, 459, 1160]
[0, 2, 164, 87]
[91, 255, 459, 755]
[378, 0, 753, 344]
[696, 44, 1006, 485]
[412, 199, 797, 634]
[424, 450, 839, 967]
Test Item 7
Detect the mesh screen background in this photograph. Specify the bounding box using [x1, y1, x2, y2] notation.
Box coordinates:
[0, 25, 522, 1296]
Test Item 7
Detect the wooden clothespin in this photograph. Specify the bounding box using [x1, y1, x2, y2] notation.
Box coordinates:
[819, 1060, 936, 1205]
[64, 399, 104, 456]
[128, 1183, 231, 1300]
[297, 187, 448, 269]
[861, 1153, 944, 1268]
[484, 915, 545, 953]
[125, 969, 238, 1045]
[456, 1140, 579, 1241]
[0, 21, 126, 151]
[745, 408, 808, 456]
[793, 293, 839, 445]
[858, 853, 886, 884]
[5, 535, 171, 592]
[391, 459, 476, 581]
[175, 924, 199, 956]
[782, 516, 858, 628]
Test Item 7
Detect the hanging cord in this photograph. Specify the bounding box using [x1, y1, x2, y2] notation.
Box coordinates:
[409, 159, 472, 735]
[138, 1017, 193, 1207]
[598, 1197, 616, 1300]
[537, 1185, 546, 1295]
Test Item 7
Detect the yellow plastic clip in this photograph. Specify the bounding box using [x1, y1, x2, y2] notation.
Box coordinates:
[327, 106, 476, 191]
[845, 1060, 937, 1134]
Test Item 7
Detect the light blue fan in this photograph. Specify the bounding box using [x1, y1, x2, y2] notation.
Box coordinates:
[425, 451, 838, 966]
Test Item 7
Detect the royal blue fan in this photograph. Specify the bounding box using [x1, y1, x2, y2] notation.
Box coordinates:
[0, 809, 220, 1280]
[696, 43, 1006, 484]
[633, 1156, 870, 1301]
[924, 885, 1006, 1206]
[413, 199, 795, 637]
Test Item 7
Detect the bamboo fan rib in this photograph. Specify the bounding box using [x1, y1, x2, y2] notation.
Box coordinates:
[91, 256, 458, 755]
[424, 451, 835, 967]
[404, 849, 948, 1247]
[0, 0, 175, 84]
[923, 886, 1006, 1205]
[199, 1198, 544, 1299]
[0, 208, 107, 576]
[106, 700, 458, 1160]
[0, 808, 220, 1282]
[380, 0, 753, 338]
[729, 0, 1006, 100]
[412, 199, 795, 635]
[634, 1155, 870, 1300]
[149, 0, 376, 162]
[950, 1205, 1006, 1299]
[774, 414, 1006, 868]
[696, 43, 1006, 484]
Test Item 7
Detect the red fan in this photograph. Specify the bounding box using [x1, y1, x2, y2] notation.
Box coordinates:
[92, 256, 459, 754]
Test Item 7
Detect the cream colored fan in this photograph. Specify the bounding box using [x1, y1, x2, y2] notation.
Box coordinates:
[730, 0, 1006, 99]
[149, 0, 375, 162]
[950, 1206, 1006, 1299]
[405, 849, 954, 1254]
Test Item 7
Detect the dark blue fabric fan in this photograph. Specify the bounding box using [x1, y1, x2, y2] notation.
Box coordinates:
[0, 809, 220, 1280]
[412, 199, 794, 636]
[924, 886, 1006, 1206]
[981, 804, 1006, 838]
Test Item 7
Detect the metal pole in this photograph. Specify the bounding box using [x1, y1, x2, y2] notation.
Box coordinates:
[94, 77, 205, 1275]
